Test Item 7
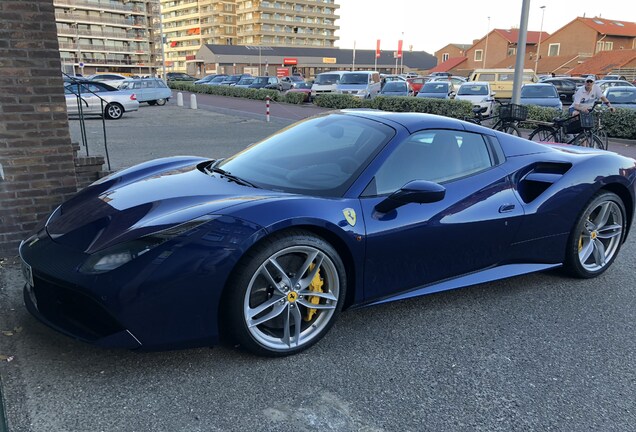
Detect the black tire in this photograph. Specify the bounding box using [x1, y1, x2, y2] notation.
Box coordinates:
[147, 100, 157, 106]
[597, 129, 609, 150]
[571, 132, 604, 149]
[564, 191, 626, 278]
[528, 126, 557, 142]
[497, 123, 521, 137]
[224, 230, 346, 356]
[104, 103, 124, 120]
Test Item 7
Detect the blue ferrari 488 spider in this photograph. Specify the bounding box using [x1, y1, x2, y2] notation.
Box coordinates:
[19, 110, 636, 356]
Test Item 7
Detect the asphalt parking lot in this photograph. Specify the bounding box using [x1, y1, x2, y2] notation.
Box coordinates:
[1, 98, 635, 432]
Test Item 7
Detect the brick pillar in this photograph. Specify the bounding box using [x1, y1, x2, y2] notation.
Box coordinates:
[0, 0, 79, 256]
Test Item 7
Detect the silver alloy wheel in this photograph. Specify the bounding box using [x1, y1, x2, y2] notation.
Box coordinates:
[105, 103, 123, 119]
[577, 199, 623, 271]
[156, 98, 167, 106]
[243, 245, 339, 351]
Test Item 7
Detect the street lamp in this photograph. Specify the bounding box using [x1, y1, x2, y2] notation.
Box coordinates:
[534, 6, 546, 74]
[483, 16, 490, 67]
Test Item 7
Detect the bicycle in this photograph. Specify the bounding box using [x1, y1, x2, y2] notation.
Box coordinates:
[464, 100, 527, 137]
[528, 101, 607, 149]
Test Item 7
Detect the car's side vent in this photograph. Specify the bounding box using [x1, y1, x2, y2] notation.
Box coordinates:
[517, 162, 572, 203]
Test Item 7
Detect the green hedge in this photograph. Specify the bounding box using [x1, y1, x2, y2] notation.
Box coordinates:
[519, 105, 636, 140]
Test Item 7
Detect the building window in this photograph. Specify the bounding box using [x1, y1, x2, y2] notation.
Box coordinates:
[548, 43, 560, 56]
[596, 41, 614, 52]
[474, 49, 483, 62]
[442, 53, 449, 62]
[507, 47, 516, 56]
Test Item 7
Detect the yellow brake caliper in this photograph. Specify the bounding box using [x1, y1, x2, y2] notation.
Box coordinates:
[303, 263, 324, 322]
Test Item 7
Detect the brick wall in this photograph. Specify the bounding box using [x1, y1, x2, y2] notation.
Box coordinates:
[0, 0, 79, 256]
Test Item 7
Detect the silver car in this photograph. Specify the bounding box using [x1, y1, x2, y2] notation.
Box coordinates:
[118, 78, 172, 106]
[64, 81, 139, 120]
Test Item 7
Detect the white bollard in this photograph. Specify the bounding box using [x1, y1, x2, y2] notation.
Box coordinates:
[265, 96, 270, 122]
[177, 92, 183, 107]
[190, 93, 198, 110]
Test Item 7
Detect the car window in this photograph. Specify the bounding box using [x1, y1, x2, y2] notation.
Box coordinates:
[142, 80, 156, 88]
[372, 130, 494, 195]
[521, 86, 557, 98]
[217, 114, 395, 197]
[382, 82, 406, 92]
[421, 83, 449, 93]
[606, 89, 636, 103]
[315, 74, 340, 84]
[457, 85, 488, 95]
[499, 74, 513, 82]
[478, 73, 496, 82]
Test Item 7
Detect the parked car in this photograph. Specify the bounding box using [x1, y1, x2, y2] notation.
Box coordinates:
[603, 86, 636, 111]
[249, 76, 281, 89]
[194, 74, 220, 85]
[416, 81, 455, 99]
[220, 74, 252, 86]
[20, 110, 636, 356]
[336, 70, 381, 99]
[118, 78, 171, 106]
[283, 75, 305, 89]
[539, 78, 577, 102]
[595, 80, 635, 92]
[86, 73, 130, 89]
[565, 77, 588, 88]
[602, 74, 627, 81]
[378, 80, 412, 97]
[454, 82, 495, 116]
[311, 71, 343, 98]
[381, 74, 406, 88]
[406, 76, 431, 95]
[64, 80, 139, 120]
[234, 77, 256, 88]
[166, 72, 197, 82]
[203, 75, 229, 86]
[519, 83, 563, 111]
[430, 75, 467, 89]
[286, 81, 313, 101]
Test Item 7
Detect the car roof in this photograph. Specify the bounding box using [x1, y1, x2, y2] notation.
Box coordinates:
[338, 109, 464, 132]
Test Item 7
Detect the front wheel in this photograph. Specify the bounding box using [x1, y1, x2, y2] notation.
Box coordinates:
[528, 126, 557, 142]
[156, 98, 167, 106]
[224, 230, 346, 356]
[564, 191, 626, 278]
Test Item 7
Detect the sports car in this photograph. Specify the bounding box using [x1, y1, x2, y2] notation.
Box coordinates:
[19, 110, 636, 356]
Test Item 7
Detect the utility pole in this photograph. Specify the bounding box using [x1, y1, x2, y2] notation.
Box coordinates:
[511, 0, 531, 104]
[534, 6, 546, 74]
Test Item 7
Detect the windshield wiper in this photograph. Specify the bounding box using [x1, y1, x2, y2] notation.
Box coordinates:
[204, 161, 258, 188]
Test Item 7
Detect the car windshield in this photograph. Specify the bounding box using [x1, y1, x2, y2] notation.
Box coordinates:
[252, 77, 269, 85]
[315, 74, 340, 84]
[237, 78, 254, 85]
[340, 74, 369, 85]
[216, 114, 394, 196]
[210, 76, 226, 83]
[382, 82, 406, 92]
[421, 83, 448, 93]
[294, 82, 312, 89]
[521, 86, 557, 98]
[457, 85, 488, 96]
[606, 89, 636, 104]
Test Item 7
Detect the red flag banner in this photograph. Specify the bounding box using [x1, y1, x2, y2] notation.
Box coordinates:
[376, 39, 381, 58]
[397, 40, 403, 58]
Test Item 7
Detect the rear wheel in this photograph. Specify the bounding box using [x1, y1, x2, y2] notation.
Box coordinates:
[528, 126, 557, 142]
[564, 191, 625, 278]
[104, 103, 124, 120]
[597, 129, 609, 150]
[572, 132, 604, 149]
[497, 123, 521, 137]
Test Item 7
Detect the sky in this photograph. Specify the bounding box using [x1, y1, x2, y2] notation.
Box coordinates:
[334, 0, 636, 55]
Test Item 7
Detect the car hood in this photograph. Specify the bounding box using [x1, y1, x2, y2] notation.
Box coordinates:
[46, 157, 279, 253]
[417, 93, 448, 99]
[380, 91, 408, 96]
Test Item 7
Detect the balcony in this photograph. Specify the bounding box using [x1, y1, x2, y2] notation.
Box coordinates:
[53, 0, 146, 15]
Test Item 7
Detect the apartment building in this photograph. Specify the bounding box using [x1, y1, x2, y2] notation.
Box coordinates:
[54, 0, 161, 76]
[161, 0, 340, 73]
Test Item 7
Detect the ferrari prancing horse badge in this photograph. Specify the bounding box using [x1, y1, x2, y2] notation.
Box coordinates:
[343, 208, 356, 227]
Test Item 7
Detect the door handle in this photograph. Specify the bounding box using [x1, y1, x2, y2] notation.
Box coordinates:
[499, 204, 515, 213]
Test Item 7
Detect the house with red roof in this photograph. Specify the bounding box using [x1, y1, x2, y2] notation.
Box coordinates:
[462, 29, 550, 71]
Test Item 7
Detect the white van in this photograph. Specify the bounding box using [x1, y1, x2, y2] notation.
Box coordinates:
[336, 71, 381, 99]
[311, 71, 343, 98]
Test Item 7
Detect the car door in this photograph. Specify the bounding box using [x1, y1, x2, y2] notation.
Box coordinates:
[359, 129, 524, 301]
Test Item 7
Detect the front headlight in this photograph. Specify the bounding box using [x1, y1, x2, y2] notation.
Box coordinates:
[79, 215, 217, 274]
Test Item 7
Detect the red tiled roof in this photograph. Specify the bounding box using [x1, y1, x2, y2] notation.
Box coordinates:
[579, 17, 636, 37]
[569, 49, 636, 76]
[493, 29, 550, 44]
[428, 57, 467, 72]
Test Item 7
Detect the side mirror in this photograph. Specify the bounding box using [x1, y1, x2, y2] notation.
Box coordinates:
[375, 180, 446, 213]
